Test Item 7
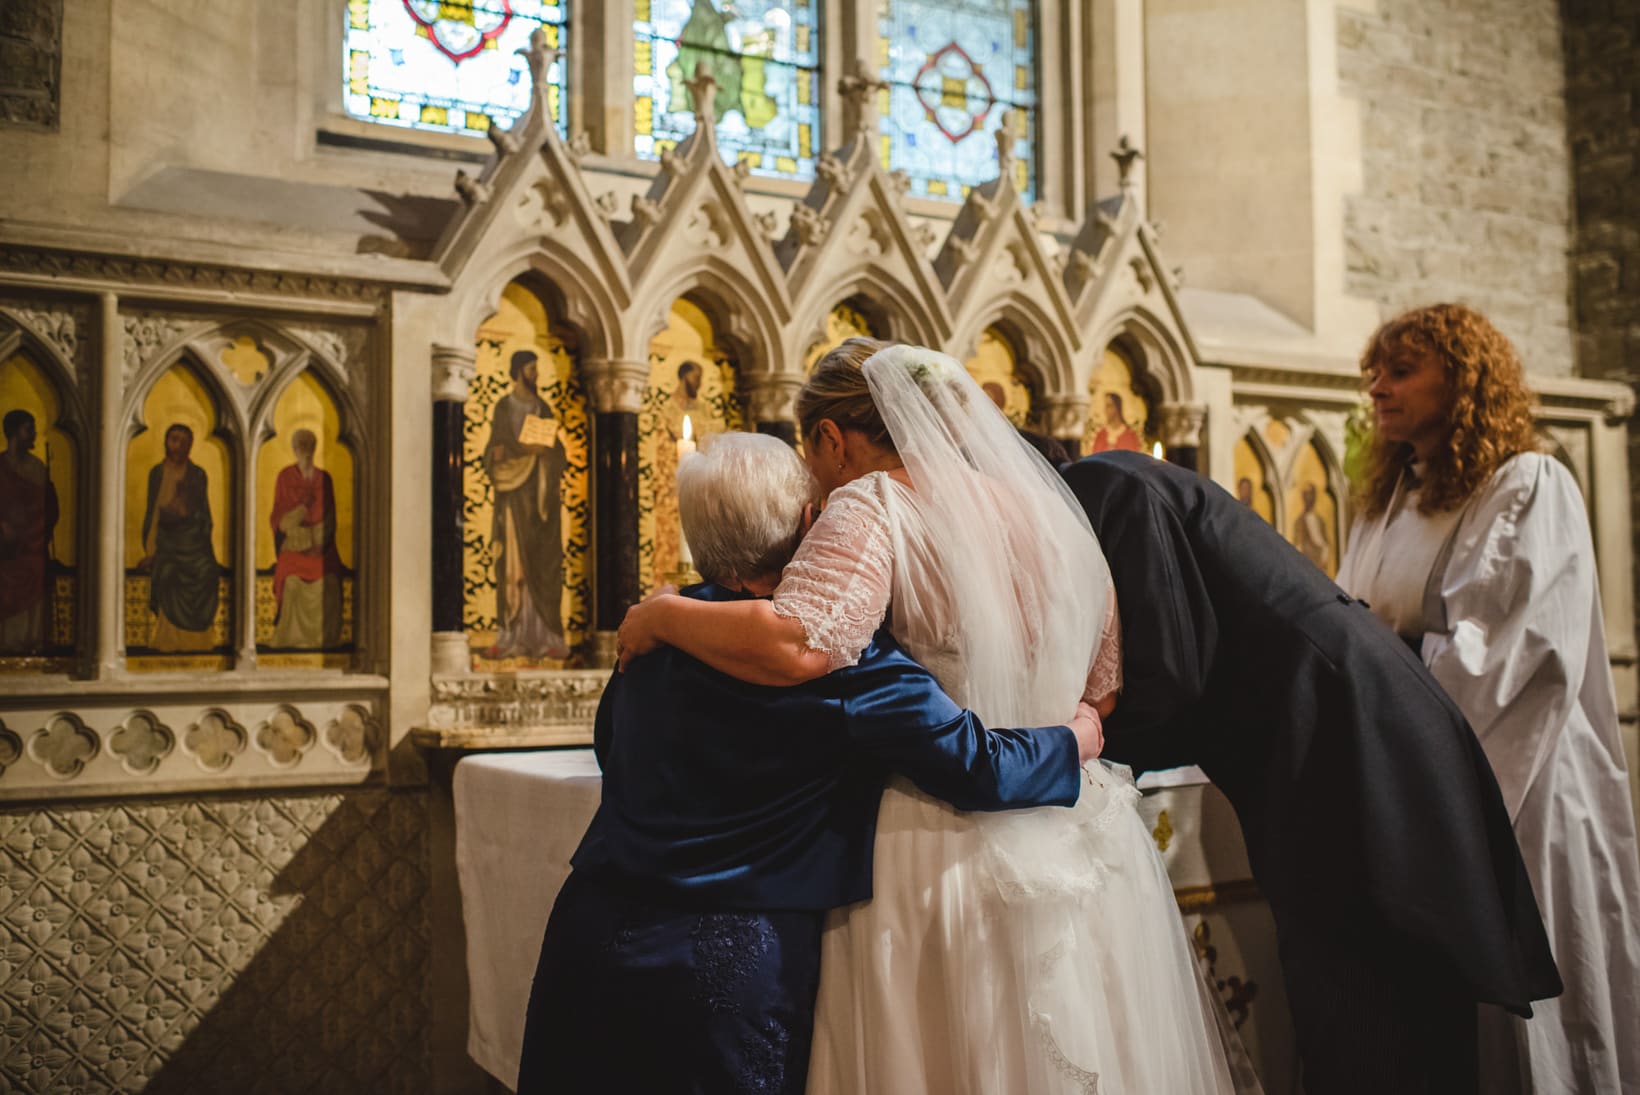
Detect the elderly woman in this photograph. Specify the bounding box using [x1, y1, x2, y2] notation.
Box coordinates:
[1338, 303, 1640, 1093]
[515, 432, 1099, 1095]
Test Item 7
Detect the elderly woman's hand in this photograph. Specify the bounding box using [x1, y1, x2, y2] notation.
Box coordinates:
[617, 593, 677, 672]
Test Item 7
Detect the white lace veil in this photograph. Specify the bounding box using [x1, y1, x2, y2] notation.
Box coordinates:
[862, 345, 1109, 728]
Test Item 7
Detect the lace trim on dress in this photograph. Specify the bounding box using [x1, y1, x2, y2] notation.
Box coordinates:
[1084, 579, 1123, 704]
[1030, 1006, 1102, 1095]
[770, 475, 895, 672]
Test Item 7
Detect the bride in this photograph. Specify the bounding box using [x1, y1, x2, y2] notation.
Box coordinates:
[619, 339, 1248, 1093]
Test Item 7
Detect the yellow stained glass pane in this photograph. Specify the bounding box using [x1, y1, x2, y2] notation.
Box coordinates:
[635, 0, 651, 21]
[370, 97, 399, 118]
[635, 40, 652, 77]
[420, 105, 449, 127]
[635, 96, 654, 136]
[798, 124, 812, 158]
[927, 179, 948, 196]
[466, 111, 490, 132]
[798, 70, 812, 105]
[1015, 8, 1028, 47]
[775, 156, 797, 175]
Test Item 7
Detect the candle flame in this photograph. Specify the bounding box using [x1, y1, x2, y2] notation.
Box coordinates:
[1151, 441, 1164, 460]
[682, 414, 693, 442]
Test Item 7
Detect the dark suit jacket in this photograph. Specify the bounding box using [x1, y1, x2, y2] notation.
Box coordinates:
[1062, 451, 1560, 1015]
[571, 583, 1082, 912]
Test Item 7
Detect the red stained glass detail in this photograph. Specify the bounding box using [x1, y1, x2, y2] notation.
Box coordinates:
[913, 42, 994, 143]
[401, 0, 513, 63]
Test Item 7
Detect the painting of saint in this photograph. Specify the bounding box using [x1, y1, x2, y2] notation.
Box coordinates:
[1291, 483, 1332, 572]
[1236, 477, 1256, 507]
[482, 349, 568, 660]
[269, 429, 346, 648]
[1089, 392, 1144, 454]
[0, 410, 59, 654]
[137, 423, 221, 651]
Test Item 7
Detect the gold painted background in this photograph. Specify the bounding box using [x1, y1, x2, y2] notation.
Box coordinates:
[964, 328, 1033, 427]
[123, 365, 233, 669]
[462, 282, 591, 668]
[0, 351, 77, 669]
[639, 299, 743, 596]
[1085, 348, 1151, 454]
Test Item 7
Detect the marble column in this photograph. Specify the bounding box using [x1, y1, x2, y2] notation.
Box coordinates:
[745, 374, 804, 446]
[585, 358, 649, 665]
[1157, 401, 1208, 473]
[1039, 394, 1091, 461]
[430, 344, 475, 677]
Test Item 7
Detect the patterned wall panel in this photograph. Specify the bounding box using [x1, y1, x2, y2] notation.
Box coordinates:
[0, 789, 428, 1094]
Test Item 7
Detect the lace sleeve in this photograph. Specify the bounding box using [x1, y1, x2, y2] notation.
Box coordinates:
[770, 476, 895, 672]
[1083, 577, 1123, 704]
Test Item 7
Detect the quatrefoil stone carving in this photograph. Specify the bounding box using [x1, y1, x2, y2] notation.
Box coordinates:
[110, 711, 174, 775]
[255, 707, 315, 768]
[183, 711, 245, 773]
[29, 714, 100, 779]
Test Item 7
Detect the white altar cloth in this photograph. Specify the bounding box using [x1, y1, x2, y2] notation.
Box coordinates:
[454, 749, 602, 1089]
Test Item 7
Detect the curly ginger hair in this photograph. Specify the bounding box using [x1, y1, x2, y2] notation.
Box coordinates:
[1355, 303, 1540, 519]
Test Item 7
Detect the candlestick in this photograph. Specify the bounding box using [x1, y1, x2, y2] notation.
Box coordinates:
[677, 415, 696, 571]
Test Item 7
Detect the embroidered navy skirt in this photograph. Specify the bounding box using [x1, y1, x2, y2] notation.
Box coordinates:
[516, 870, 825, 1095]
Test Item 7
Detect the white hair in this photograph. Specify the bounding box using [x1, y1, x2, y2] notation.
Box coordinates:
[677, 431, 816, 585]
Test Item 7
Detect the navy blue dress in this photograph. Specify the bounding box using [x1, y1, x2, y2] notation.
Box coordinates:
[516, 583, 1081, 1095]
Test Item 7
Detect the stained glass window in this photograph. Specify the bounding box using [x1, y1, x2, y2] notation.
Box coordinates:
[634, 0, 821, 180]
[344, 1, 567, 137]
[879, 0, 1038, 201]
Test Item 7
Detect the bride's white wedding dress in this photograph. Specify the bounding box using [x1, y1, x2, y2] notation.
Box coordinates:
[771, 348, 1247, 1094]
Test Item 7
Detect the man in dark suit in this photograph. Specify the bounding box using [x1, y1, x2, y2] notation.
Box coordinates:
[517, 434, 1100, 1095]
[1062, 450, 1559, 1095]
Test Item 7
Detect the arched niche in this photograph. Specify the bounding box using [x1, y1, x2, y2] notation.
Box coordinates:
[803, 296, 890, 371]
[1085, 345, 1158, 456]
[1285, 437, 1342, 578]
[254, 370, 357, 667]
[641, 296, 746, 595]
[0, 347, 80, 670]
[465, 278, 591, 670]
[124, 360, 235, 669]
[963, 325, 1037, 428]
[1232, 431, 1279, 527]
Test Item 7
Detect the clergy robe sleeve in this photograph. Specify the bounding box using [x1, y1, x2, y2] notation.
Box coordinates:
[1091, 472, 1217, 774]
[1421, 454, 1596, 821]
[842, 668, 1080, 811]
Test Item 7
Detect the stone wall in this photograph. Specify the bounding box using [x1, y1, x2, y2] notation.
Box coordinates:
[0, 0, 60, 131]
[1338, 0, 1575, 374]
[0, 789, 429, 1093]
[1562, 0, 1640, 617]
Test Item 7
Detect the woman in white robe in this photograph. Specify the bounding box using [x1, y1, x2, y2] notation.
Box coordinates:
[1337, 302, 1640, 1095]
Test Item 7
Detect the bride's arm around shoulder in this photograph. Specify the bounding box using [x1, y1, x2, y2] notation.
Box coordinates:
[617, 478, 895, 687]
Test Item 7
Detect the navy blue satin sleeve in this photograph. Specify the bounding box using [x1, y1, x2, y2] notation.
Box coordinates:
[841, 662, 1080, 811]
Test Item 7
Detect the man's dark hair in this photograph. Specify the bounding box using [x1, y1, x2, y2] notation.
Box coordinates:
[1017, 427, 1071, 468]
[3, 409, 33, 440]
[509, 350, 538, 379]
[165, 422, 194, 445]
[677, 360, 703, 381]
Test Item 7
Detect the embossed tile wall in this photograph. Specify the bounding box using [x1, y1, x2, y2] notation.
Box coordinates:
[0, 788, 429, 1094]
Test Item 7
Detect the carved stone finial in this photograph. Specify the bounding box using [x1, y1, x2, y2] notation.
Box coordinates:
[816, 153, 850, 190]
[887, 170, 912, 199]
[753, 210, 781, 239]
[790, 205, 829, 246]
[631, 194, 664, 228]
[685, 61, 719, 125]
[594, 192, 621, 220]
[838, 59, 887, 142]
[1111, 135, 1143, 191]
[566, 130, 591, 161]
[454, 170, 490, 206]
[731, 158, 753, 187]
[995, 109, 1017, 169]
[487, 123, 519, 156]
[517, 27, 560, 110]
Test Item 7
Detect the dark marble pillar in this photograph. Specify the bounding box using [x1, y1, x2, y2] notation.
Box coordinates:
[430, 344, 476, 675]
[756, 420, 798, 446]
[594, 410, 641, 630]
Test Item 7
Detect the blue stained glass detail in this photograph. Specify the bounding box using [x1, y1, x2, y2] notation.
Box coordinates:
[879, 0, 1038, 202]
[344, 0, 568, 137]
[634, 0, 822, 181]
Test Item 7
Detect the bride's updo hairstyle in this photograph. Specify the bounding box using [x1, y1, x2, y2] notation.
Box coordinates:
[797, 337, 898, 453]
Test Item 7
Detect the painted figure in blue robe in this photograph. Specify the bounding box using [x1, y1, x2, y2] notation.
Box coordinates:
[516, 433, 1100, 1095]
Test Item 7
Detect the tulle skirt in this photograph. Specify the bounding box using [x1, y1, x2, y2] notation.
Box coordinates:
[806, 762, 1242, 1094]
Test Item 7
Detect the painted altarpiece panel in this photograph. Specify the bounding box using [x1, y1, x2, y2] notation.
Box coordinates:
[964, 326, 1032, 428]
[0, 351, 76, 670]
[1085, 348, 1150, 455]
[255, 371, 357, 668]
[641, 298, 744, 595]
[1232, 435, 1277, 526]
[1285, 440, 1339, 578]
[464, 282, 591, 670]
[803, 301, 882, 372]
[124, 365, 234, 670]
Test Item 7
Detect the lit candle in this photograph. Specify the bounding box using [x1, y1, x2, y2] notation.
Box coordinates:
[677, 415, 695, 572]
[1151, 440, 1165, 460]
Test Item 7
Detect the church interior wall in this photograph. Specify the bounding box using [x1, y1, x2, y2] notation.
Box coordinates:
[0, 2, 1634, 1091]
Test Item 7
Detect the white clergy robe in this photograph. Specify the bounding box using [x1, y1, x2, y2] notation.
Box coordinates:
[1339, 451, 1640, 1095]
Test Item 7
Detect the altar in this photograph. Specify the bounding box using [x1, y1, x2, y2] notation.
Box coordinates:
[452, 751, 1300, 1094]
